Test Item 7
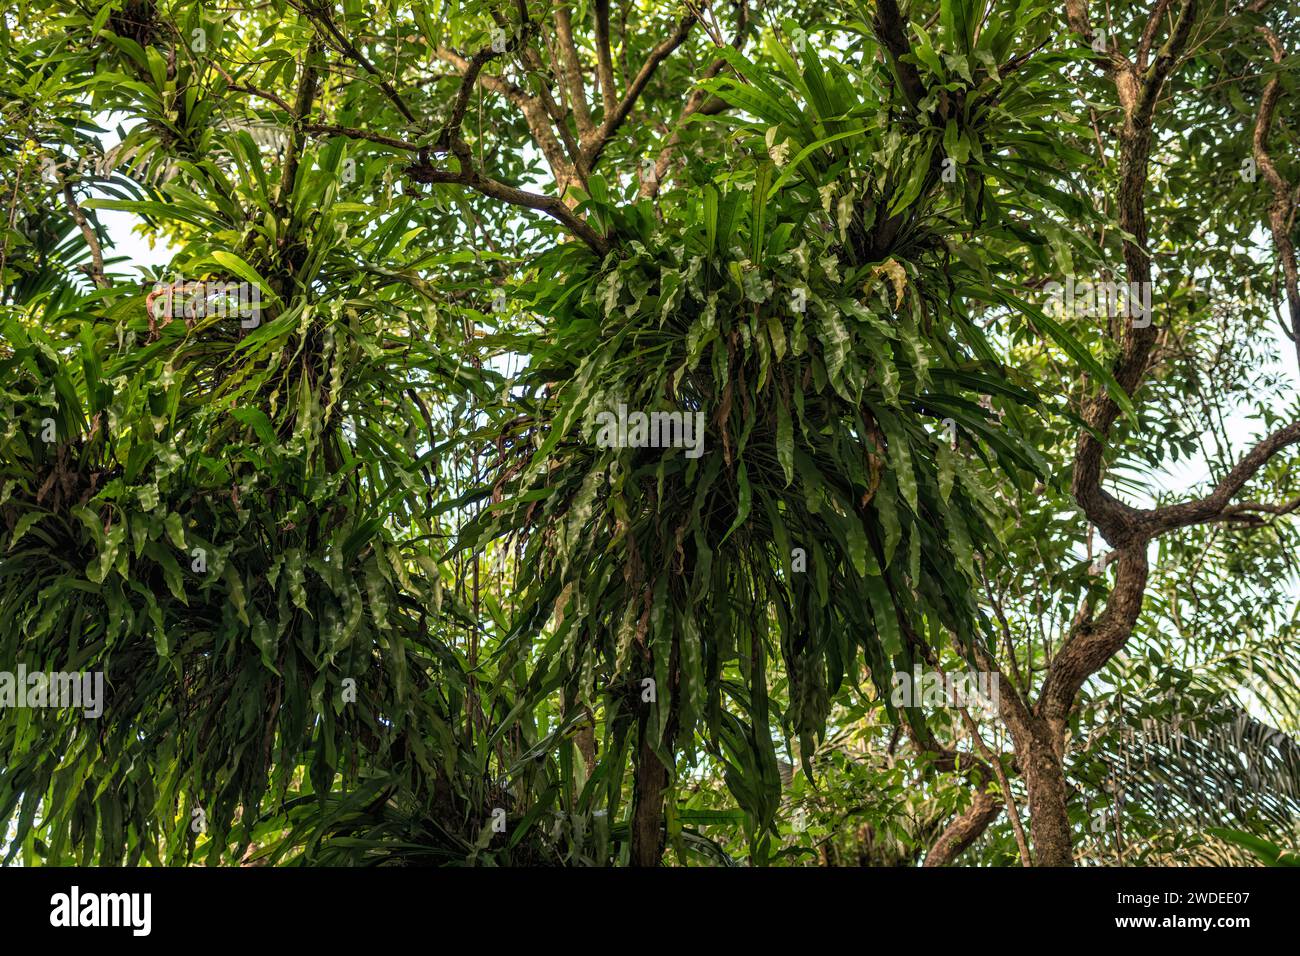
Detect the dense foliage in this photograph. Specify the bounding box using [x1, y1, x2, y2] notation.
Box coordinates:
[1, 0, 1298, 866]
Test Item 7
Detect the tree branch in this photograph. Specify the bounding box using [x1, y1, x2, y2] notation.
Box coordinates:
[60, 176, 107, 289]
[1252, 22, 1300, 374]
[640, 0, 748, 198]
[1144, 422, 1300, 534]
[581, 13, 698, 169]
[296, 1, 421, 126]
[1064, 0, 1135, 83]
[871, 0, 927, 110]
[924, 789, 1002, 866]
[303, 124, 419, 151]
[1040, 547, 1150, 726]
[406, 139, 609, 256]
[593, 0, 617, 117]
[1137, 0, 1174, 70]
[212, 68, 295, 115]
[441, 45, 506, 148]
[959, 708, 1033, 866]
[554, 4, 595, 136]
[1072, 1, 1199, 547]
[433, 45, 583, 195]
[1134, 0, 1197, 127]
[279, 40, 321, 217]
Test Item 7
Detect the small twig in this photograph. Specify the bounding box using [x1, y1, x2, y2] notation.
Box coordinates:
[59, 174, 108, 289]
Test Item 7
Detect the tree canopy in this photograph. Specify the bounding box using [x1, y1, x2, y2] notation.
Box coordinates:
[2, 0, 1299, 867]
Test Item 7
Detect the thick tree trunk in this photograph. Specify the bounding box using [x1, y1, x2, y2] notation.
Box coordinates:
[629, 731, 672, 867]
[628, 636, 679, 867]
[1019, 719, 1073, 866]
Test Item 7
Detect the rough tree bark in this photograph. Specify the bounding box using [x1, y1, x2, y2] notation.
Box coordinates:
[954, 0, 1300, 866]
[629, 638, 679, 867]
[925, 790, 1002, 866]
[629, 724, 674, 866]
